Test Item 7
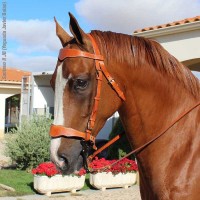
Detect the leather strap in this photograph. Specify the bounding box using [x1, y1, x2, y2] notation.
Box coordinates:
[88, 133, 123, 161]
[100, 62, 126, 101]
[88, 34, 125, 101]
[86, 34, 103, 131]
[59, 48, 104, 61]
[50, 125, 95, 143]
[86, 34, 125, 132]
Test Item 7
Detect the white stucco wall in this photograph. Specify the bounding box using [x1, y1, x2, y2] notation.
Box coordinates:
[134, 22, 200, 74]
[33, 86, 54, 109]
[154, 29, 200, 62]
[31, 74, 54, 115]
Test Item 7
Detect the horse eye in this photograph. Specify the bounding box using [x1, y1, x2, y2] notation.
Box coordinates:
[74, 79, 88, 90]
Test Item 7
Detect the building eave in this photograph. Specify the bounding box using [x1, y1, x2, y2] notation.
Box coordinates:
[0, 81, 22, 89]
[0, 81, 22, 85]
[33, 71, 53, 76]
[133, 21, 200, 38]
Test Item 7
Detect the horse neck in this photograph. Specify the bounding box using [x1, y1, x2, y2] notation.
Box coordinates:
[115, 63, 200, 196]
[117, 64, 200, 148]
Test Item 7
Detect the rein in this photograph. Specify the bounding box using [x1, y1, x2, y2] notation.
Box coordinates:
[89, 101, 200, 172]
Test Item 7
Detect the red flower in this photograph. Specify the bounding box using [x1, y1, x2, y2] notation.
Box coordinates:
[89, 157, 138, 174]
[77, 168, 86, 177]
[32, 162, 59, 177]
[32, 162, 86, 177]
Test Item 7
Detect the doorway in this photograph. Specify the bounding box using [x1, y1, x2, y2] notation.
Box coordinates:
[5, 94, 20, 132]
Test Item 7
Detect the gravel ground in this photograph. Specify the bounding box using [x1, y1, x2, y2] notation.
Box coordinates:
[0, 138, 141, 200]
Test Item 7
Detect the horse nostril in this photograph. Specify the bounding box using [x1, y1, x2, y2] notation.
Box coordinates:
[57, 154, 69, 171]
[59, 154, 68, 164]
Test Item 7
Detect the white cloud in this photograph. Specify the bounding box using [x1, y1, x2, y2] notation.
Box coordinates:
[7, 19, 62, 53]
[5, 19, 63, 72]
[75, 0, 200, 34]
[7, 53, 57, 72]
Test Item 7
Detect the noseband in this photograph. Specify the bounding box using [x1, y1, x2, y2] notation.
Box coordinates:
[49, 34, 125, 149]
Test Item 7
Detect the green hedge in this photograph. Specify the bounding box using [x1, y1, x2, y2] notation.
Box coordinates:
[107, 118, 135, 160]
[6, 115, 52, 170]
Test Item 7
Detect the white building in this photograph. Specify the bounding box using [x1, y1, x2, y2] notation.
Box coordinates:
[0, 67, 30, 138]
[133, 16, 200, 76]
[30, 71, 54, 116]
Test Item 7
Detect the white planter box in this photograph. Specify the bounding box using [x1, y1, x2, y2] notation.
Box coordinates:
[89, 172, 136, 191]
[34, 174, 85, 196]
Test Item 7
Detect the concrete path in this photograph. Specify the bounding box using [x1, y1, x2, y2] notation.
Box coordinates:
[0, 186, 141, 200]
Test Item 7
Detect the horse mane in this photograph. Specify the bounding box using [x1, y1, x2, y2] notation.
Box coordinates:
[91, 30, 200, 97]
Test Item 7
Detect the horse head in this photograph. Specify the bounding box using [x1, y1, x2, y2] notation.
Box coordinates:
[50, 13, 124, 174]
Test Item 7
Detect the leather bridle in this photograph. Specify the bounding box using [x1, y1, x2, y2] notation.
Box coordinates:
[49, 34, 125, 149]
[49, 33, 200, 172]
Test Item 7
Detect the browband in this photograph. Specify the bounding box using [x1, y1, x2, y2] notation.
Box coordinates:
[59, 48, 104, 61]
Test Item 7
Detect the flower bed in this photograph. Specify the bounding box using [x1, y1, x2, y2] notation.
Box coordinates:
[32, 162, 86, 196]
[89, 157, 138, 174]
[89, 157, 138, 191]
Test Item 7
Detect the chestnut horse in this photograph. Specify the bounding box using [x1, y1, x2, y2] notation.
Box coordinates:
[50, 13, 200, 199]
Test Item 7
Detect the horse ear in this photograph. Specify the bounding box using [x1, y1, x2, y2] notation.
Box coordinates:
[68, 12, 91, 48]
[54, 17, 71, 46]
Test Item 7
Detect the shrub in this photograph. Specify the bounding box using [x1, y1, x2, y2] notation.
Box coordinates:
[6, 115, 52, 170]
[107, 118, 135, 160]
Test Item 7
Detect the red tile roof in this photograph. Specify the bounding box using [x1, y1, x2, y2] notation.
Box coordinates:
[0, 67, 31, 82]
[134, 16, 200, 33]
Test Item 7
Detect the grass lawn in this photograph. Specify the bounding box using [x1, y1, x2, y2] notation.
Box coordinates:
[0, 170, 92, 197]
[0, 170, 34, 196]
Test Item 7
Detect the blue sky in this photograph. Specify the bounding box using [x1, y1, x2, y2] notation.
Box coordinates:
[2, 0, 94, 72]
[1, 0, 200, 77]
[5, 0, 90, 54]
[5, 0, 81, 58]
[6, 0, 91, 31]
[7, 0, 76, 20]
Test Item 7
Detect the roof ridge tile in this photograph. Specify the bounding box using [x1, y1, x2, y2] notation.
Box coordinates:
[134, 16, 200, 33]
